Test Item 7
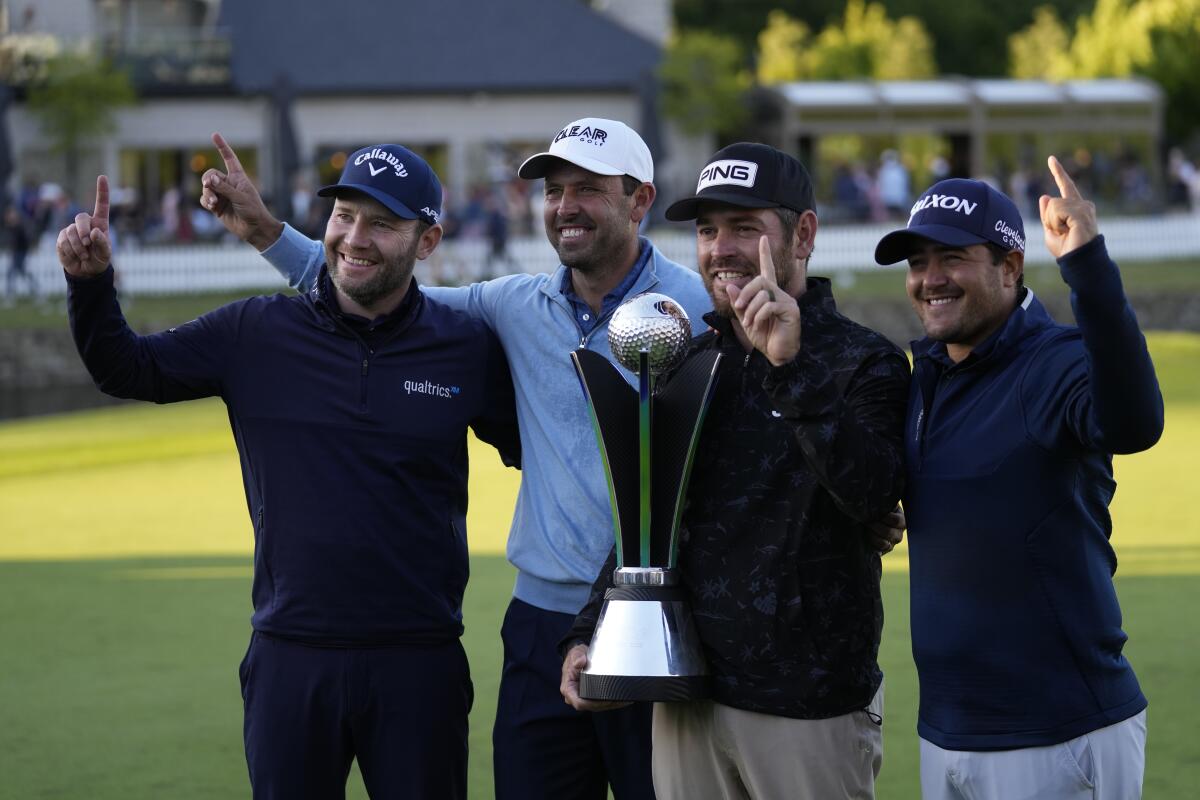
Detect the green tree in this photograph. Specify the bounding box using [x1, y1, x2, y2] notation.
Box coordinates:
[1068, 0, 1152, 76]
[26, 51, 136, 197]
[1139, 4, 1200, 143]
[756, 10, 812, 83]
[755, 2, 936, 82]
[1009, 0, 1200, 142]
[659, 30, 752, 137]
[679, 0, 1096, 78]
[1008, 6, 1073, 78]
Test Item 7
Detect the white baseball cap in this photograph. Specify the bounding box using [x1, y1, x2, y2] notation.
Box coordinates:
[518, 117, 653, 184]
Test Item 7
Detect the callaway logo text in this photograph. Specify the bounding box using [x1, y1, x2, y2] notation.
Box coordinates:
[405, 379, 459, 398]
[910, 194, 978, 219]
[355, 148, 408, 178]
[697, 159, 758, 192]
[554, 124, 607, 146]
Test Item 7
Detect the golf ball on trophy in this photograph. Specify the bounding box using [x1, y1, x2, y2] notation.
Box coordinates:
[608, 293, 692, 376]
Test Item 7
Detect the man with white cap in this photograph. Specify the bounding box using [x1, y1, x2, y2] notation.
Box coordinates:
[202, 119, 711, 798]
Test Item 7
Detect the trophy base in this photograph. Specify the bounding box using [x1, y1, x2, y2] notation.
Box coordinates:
[579, 579, 711, 703]
[580, 672, 710, 703]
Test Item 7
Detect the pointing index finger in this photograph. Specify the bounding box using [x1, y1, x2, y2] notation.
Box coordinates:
[1047, 155, 1082, 200]
[758, 234, 777, 286]
[93, 175, 110, 227]
[212, 132, 246, 176]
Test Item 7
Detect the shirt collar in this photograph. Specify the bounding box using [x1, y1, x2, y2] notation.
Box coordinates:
[559, 237, 653, 332]
[913, 287, 1040, 368]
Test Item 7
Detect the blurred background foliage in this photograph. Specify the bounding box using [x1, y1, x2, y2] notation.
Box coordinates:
[663, 0, 1200, 147]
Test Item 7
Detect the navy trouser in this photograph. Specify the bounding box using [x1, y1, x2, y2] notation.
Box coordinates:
[493, 598, 655, 800]
[239, 632, 472, 800]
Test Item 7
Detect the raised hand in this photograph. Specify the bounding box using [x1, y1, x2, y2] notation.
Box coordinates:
[200, 132, 284, 250]
[57, 175, 112, 277]
[725, 235, 802, 366]
[1039, 155, 1100, 258]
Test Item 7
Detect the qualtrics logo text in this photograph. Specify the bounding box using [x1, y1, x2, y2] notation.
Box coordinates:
[404, 379, 459, 398]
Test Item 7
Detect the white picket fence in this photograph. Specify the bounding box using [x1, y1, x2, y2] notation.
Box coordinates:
[11, 213, 1200, 297]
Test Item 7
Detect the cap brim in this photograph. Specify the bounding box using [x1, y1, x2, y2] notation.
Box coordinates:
[873, 224, 989, 265]
[664, 191, 779, 222]
[317, 183, 420, 220]
[517, 152, 625, 180]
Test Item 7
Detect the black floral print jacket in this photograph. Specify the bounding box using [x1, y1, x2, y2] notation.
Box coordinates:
[568, 277, 909, 718]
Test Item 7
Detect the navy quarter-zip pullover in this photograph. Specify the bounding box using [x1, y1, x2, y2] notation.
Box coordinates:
[68, 266, 519, 646]
[906, 236, 1163, 750]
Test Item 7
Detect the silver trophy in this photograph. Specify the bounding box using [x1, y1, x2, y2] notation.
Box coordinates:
[570, 293, 722, 701]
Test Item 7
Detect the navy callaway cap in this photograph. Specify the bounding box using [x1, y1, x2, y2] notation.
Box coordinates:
[665, 142, 815, 221]
[318, 144, 442, 227]
[874, 178, 1026, 264]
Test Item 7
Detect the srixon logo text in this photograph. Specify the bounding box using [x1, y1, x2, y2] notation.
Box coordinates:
[910, 194, 978, 219]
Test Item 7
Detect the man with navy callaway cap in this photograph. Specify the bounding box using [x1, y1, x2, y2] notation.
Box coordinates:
[59, 143, 520, 799]
[877, 162, 1162, 799]
[319, 144, 443, 225]
[201, 120, 712, 799]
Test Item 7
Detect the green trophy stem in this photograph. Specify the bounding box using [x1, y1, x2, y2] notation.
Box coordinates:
[639, 349, 652, 567]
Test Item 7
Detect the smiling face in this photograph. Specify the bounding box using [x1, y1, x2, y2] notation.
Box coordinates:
[541, 162, 645, 275]
[905, 242, 1022, 362]
[323, 193, 439, 317]
[695, 204, 808, 317]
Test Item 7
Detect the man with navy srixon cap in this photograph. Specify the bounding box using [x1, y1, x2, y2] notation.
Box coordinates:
[563, 143, 909, 799]
[56, 145, 520, 799]
[203, 119, 712, 798]
[875, 158, 1163, 799]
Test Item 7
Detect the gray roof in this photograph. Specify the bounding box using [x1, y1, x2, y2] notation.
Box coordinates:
[219, 0, 662, 96]
[774, 79, 1164, 110]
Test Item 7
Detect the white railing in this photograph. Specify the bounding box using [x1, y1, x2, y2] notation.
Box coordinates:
[12, 213, 1200, 296]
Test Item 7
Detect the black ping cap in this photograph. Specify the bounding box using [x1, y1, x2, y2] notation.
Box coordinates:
[665, 142, 815, 221]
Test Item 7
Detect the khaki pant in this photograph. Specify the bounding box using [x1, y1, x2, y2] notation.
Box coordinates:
[651, 683, 884, 800]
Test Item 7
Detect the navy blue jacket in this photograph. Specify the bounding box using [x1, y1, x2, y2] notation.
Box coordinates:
[906, 236, 1163, 750]
[68, 266, 519, 646]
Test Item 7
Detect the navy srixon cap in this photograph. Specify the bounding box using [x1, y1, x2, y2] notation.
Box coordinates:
[318, 144, 442, 227]
[874, 178, 1026, 265]
[665, 142, 815, 221]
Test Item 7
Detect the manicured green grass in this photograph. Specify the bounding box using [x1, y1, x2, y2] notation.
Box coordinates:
[0, 555, 513, 799]
[0, 401, 516, 560]
[1, 560, 1192, 798]
[1, 331, 1197, 797]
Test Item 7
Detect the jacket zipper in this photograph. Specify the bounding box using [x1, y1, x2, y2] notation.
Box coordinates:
[322, 309, 376, 412]
[359, 346, 373, 409]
